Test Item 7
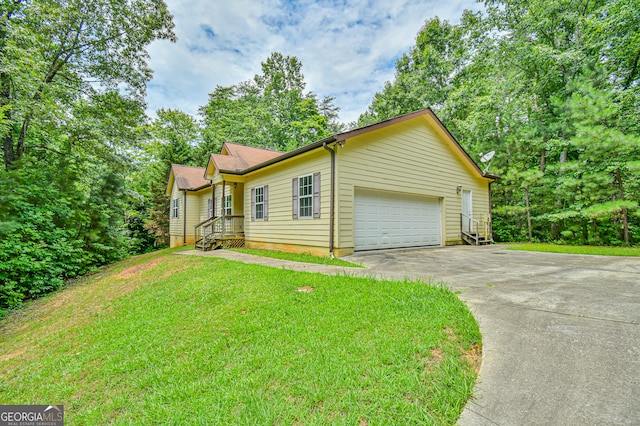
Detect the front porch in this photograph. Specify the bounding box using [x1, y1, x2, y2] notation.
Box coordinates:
[195, 215, 245, 251]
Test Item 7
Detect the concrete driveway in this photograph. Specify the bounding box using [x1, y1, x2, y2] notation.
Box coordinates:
[345, 245, 640, 425]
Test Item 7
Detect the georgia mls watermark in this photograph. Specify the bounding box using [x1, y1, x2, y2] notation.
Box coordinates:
[0, 405, 63, 426]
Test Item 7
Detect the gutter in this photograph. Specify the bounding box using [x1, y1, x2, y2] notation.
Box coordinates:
[323, 142, 336, 258]
[221, 136, 339, 175]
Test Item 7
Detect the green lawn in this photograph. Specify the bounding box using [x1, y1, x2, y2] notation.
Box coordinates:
[505, 242, 640, 257]
[232, 248, 363, 267]
[0, 249, 480, 425]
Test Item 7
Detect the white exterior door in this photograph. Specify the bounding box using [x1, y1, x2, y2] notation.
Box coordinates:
[462, 189, 473, 233]
[354, 189, 441, 251]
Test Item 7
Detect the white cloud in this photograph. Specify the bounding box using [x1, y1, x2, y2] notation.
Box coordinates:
[147, 0, 482, 124]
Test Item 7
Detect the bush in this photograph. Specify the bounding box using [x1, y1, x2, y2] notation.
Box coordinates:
[0, 166, 132, 313]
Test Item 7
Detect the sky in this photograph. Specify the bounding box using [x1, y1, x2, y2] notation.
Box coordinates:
[146, 0, 482, 124]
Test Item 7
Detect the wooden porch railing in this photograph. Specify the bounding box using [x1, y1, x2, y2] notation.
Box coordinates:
[460, 213, 492, 245]
[194, 215, 244, 250]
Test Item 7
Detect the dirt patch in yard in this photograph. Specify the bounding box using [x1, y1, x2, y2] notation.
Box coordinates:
[462, 343, 482, 375]
[0, 348, 25, 362]
[117, 258, 161, 279]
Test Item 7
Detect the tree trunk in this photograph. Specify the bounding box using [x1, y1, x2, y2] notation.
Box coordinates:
[621, 208, 630, 246]
[559, 151, 567, 164]
[539, 148, 546, 172]
[615, 168, 630, 246]
[551, 151, 568, 240]
[525, 186, 533, 241]
[1, 73, 14, 170]
[1, 1, 23, 170]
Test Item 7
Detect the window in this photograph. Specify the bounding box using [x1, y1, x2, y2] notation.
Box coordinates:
[255, 186, 264, 220]
[224, 194, 232, 216]
[207, 198, 213, 218]
[172, 198, 179, 219]
[251, 185, 268, 221]
[292, 173, 319, 219]
[299, 174, 313, 218]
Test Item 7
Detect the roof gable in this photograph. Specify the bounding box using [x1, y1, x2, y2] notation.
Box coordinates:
[239, 108, 493, 180]
[334, 109, 488, 179]
[166, 164, 209, 195]
[206, 142, 283, 177]
[202, 109, 494, 181]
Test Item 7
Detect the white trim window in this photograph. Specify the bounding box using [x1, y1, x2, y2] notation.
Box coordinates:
[298, 173, 313, 218]
[251, 185, 268, 221]
[172, 198, 179, 219]
[223, 194, 232, 216]
[255, 186, 264, 220]
[207, 198, 213, 218]
[292, 173, 320, 220]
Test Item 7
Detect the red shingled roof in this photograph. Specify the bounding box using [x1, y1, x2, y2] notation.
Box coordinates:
[209, 142, 283, 173]
[170, 164, 209, 190]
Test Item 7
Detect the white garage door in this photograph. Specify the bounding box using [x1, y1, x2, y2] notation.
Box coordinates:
[354, 189, 441, 251]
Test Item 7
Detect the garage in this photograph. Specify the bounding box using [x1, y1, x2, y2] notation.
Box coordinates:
[354, 189, 442, 251]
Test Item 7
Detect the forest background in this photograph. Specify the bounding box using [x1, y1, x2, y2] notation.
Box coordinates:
[1, 0, 638, 312]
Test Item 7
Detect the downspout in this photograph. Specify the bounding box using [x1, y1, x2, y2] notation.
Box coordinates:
[323, 142, 336, 258]
[183, 191, 187, 246]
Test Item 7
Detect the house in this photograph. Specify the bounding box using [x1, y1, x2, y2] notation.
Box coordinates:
[166, 164, 212, 247]
[167, 108, 497, 256]
[166, 146, 283, 247]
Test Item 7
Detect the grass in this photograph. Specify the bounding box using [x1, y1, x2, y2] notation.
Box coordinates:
[0, 249, 480, 425]
[232, 248, 363, 267]
[505, 242, 640, 257]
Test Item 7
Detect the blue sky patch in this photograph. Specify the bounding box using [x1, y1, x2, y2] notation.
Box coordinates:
[146, 0, 483, 123]
[200, 24, 216, 40]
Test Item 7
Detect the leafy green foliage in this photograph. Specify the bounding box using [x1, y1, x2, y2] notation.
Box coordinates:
[361, 0, 640, 246]
[0, 0, 175, 311]
[200, 52, 341, 152]
[134, 108, 200, 248]
[0, 165, 129, 311]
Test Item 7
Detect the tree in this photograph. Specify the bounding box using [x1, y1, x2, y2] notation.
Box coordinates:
[0, 0, 176, 312]
[359, 13, 479, 127]
[140, 109, 199, 248]
[359, 0, 640, 245]
[200, 52, 338, 152]
[554, 71, 640, 245]
[1, 0, 175, 170]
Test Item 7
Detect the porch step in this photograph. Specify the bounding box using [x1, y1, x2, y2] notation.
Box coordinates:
[462, 232, 493, 246]
[195, 235, 222, 251]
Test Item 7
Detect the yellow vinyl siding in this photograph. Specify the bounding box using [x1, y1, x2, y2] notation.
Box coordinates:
[169, 184, 183, 241]
[335, 117, 490, 251]
[199, 190, 212, 222]
[244, 150, 331, 252]
[169, 185, 210, 247]
[212, 183, 243, 216]
[184, 192, 201, 244]
[233, 184, 244, 215]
